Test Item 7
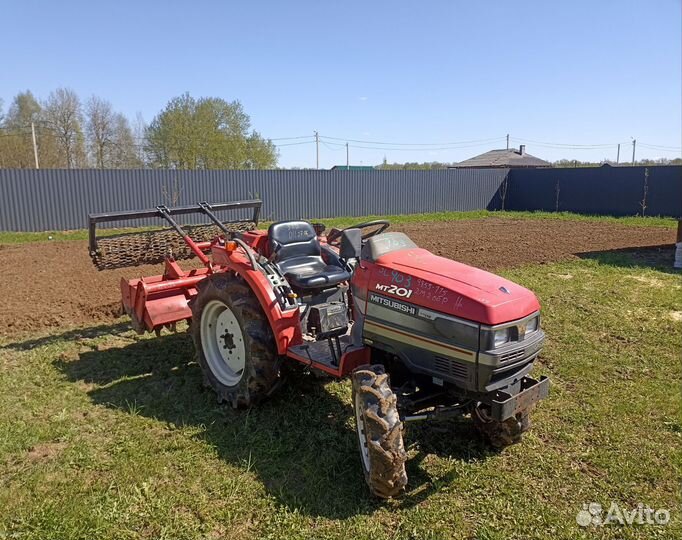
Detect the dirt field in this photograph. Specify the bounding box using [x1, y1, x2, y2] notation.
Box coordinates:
[0, 218, 675, 338]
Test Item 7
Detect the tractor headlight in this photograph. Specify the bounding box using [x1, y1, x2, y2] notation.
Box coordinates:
[481, 313, 540, 350]
[493, 327, 510, 347]
[526, 316, 539, 333]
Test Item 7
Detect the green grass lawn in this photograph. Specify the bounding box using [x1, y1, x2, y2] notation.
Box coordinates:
[0, 251, 680, 539]
[0, 209, 676, 244]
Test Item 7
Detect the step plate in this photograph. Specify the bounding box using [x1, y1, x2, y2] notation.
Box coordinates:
[287, 335, 353, 369]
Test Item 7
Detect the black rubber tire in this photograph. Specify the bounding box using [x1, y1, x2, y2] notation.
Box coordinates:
[191, 274, 280, 408]
[472, 404, 532, 448]
[352, 364, 408, 498]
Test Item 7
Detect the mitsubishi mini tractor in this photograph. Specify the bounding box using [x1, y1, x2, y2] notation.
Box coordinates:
[89, 200, 549, 498]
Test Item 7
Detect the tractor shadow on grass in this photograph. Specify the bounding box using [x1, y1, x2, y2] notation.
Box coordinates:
[55, 331, 497, 519]
[1, 320, 131, 351]
[577, 244, 679, 274]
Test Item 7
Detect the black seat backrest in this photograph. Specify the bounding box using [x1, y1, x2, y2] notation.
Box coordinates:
[268, 221, 320, 261]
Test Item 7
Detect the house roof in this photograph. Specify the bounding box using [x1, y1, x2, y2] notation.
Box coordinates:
[452, 147, 551, 168]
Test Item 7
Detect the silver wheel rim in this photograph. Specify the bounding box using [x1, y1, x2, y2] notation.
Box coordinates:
[354, 393, 371, 471]
[200, 299, 246, 387]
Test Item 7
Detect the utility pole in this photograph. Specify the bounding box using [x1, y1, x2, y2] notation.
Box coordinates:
[314, 131, 319, 169]
[506, 133, 509, 150]
[346, 142, 349, 169]
[31, 122, 39, 169]
[616, 143, 620, 164]
[631, 139, 636, 165]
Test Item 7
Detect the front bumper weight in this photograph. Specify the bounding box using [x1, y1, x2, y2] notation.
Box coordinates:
[489, 375, 550, 421]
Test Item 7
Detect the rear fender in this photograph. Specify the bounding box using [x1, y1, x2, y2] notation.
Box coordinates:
[213, 247, 302, 354]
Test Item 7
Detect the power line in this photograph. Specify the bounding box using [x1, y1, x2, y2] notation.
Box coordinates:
[638, 143, 682, 151]
[313, 133, 680, 153]
[320, 140, 344, 151]
[321, 139, 510, 151]
[511, 136, 627, 149]
[320, 134, 506, 146]
[2, 123, 678, 151]
[269, 135, 315, 141]
[273, 140, 315, 147]
[1, 123, 679, 156]
[346, 144, 495, 151]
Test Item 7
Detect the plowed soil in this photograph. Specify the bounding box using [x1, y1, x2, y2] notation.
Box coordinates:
[0, 218, 675, 338]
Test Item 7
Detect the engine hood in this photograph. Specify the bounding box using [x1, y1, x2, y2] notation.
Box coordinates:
[372, 248, 540, 325]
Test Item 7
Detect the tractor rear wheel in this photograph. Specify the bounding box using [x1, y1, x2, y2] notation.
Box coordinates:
[352, 365, 408, 498]
[472, 403, 531, 448]
[191, 274, 280, 408]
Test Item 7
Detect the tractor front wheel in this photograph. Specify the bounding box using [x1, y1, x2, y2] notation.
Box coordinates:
[472, 403, 531, 448]
[191, 274, 280, 408]
[352, 365, 408, 498]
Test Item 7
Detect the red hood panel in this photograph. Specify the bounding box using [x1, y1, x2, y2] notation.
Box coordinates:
[373, 248, 540, 325]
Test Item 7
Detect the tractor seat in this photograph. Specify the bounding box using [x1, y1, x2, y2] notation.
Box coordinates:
[268, 221, 351, 289]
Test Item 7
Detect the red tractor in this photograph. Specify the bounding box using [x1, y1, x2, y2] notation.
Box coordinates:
[89, 200, 549, 498]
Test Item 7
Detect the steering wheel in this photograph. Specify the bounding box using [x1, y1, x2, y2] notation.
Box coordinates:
[326, 220, 391, 246]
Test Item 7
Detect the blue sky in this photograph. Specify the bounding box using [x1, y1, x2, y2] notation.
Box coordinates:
[2, 0, 680, 168]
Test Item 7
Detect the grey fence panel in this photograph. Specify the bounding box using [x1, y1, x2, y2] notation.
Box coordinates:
[643, 166, 682, 218]
[506, 166, 682, 217]
[0, 168, 508, 231]
[2, 166, 679, 232]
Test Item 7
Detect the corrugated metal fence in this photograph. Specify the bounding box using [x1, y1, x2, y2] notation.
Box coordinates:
[0, 168, 508, 231]
[506, 165, 682, 217]
[0, 166, 679, 232]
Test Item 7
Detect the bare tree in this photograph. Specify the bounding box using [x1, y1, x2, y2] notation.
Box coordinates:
[640, 168, 649, 216]
[132, 112, 147, 165]
[85, 96, 143, 168]
[43, 88, 85, 168]
[111, 113, 142, 168]
[499, 175, 509, 210]
[85, 96, 115, 168]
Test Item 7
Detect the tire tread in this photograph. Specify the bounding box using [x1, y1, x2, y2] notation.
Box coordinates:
[352, 364, 408, 498]
[191, 273, 279, 408]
